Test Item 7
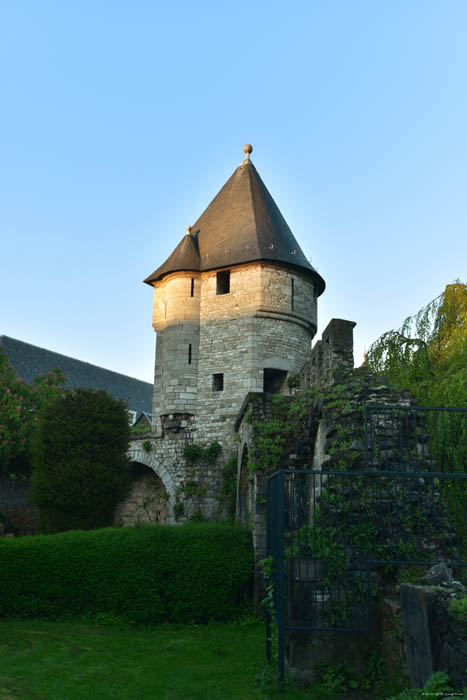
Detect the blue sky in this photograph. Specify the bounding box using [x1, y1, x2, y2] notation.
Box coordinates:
[1, 1, 466, 382]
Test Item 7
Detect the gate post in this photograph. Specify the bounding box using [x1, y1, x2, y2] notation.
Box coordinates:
[277, 470, 286, 684]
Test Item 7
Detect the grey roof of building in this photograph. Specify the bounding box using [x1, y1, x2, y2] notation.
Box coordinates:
[144, 158, 326, 296]
[135, 411, 153, 425]
[0, 335, 153, 416]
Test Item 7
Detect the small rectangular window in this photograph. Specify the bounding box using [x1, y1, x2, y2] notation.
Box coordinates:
[216, 270, 230, 295]
[190, 278, 194, 297]
[291, 278, 295, 310]
[188, 344, 192, 364]
[263, 368, 287, 394]
[212, 373, 224, 391]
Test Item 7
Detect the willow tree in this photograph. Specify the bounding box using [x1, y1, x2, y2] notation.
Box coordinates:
[366, 280, 466, 407]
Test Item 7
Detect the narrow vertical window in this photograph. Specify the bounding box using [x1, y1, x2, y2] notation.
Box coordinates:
[291, 278, 295, 310]
[190, 278, 194, 297]
[188, 344, 192, 364]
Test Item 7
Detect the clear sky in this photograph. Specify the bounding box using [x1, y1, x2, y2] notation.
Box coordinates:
[1, 1, 466, 382]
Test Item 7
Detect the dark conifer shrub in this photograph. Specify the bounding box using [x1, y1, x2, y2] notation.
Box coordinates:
[30, 388, 131, 531]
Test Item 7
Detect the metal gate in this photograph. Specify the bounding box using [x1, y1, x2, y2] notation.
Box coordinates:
[265, 405, 467, 681]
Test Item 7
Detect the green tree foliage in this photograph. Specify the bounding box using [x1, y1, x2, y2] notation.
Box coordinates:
[366, 281, 467, 407]
[366, 283, 466, 543]
[0, 349, 65, 475]
[30, 388, 132, 531]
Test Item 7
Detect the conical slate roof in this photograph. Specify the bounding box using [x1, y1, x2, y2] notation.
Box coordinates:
[144, 153, 325, 296]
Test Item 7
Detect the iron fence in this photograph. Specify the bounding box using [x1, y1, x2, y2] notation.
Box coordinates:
[265, 405, 467, 682]
[364, 404, 467, 474]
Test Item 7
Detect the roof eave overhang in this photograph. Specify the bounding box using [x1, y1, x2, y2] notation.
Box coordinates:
[144, 258, 325, 295]
[143, 266, 201, 286]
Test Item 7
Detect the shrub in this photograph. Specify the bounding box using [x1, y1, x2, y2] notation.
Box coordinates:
[183, 442, 221, 463]
[387, 671, 454, 699]
[142, 440, 152, 453]
[30, 388, 131, 531]
[448, 595, 467, 622]
[0, 523, 254, 624]
[184, 444, 203, 461]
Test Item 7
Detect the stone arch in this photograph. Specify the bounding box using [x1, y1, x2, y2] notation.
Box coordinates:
[115, 462, 169, 526]
[126, 441, 177, 524]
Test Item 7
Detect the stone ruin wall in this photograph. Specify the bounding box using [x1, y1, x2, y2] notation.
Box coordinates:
[235, 317, 360, 562]
[298, 317, 356, 391]
[234, 318, 466, 690]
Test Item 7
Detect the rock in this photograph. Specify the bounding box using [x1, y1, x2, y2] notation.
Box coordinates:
[349, 440, 363, 450]
[451, 581, 465, 592]
[417, 563, 453, 587]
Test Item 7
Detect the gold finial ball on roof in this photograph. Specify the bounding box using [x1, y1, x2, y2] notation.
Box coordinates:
[186, 225, 192, 235]
[243, 144, 253, 156]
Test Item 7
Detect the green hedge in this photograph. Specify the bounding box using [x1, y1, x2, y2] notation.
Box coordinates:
[0, 524, 254, 624]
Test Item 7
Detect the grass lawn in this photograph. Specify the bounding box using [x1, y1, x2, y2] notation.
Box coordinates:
[0, 619, 324, 700]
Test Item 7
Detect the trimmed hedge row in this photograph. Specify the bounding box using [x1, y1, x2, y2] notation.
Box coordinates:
[0, 523, 254, 623]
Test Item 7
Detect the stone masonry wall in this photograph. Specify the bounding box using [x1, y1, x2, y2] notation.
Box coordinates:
[254, 316, 311, 382]
[154, 322, 199, 418]
[299, 318, 356, 390]
[193, 262, 317, 458]
[195, 316, 253, 458]
[196, 314, 313, 460]
[260, 263, 317, 331]
[126, 435, 224, 524]
[151, 273, 201, 431]
[199, 263, 262, 321]
[195, 263, 316, 451]
[400, 577, 467, 690]
[152, 332, 163, 432]
[114, 468, 168, 526]
[197, 262, 316, 326]
[152, 273, 200, 328]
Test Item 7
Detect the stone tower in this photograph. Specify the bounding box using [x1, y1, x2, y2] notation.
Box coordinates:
[144, 145, 325, 461]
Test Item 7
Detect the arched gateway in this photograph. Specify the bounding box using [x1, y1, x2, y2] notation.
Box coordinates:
[114, 441, 177, 525]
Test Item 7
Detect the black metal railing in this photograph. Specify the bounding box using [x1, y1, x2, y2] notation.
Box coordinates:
[266, 405, 467, 682]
